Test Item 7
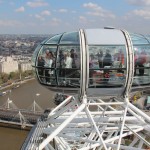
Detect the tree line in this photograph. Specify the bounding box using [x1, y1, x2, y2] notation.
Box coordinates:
[0, 70, 34, 85]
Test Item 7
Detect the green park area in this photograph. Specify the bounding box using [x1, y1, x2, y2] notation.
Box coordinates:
[0, 70, 34, 85]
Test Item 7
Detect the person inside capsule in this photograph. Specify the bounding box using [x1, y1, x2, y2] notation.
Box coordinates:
[57, 47, 80, 87]
[58, 49, 65, 77]
[37, 56, 45, 82]
[116, 49, 125, 73]
[88, 46, 127, 88]
[97, 50, 103, 68]
[103, 49, 112, 82]
[44, 50, 54, 84]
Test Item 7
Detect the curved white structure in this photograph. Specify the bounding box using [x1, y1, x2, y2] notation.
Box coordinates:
[24, 28, 150, 150]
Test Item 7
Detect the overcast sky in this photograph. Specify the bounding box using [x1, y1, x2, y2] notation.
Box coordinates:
[0, 0, 150, 34]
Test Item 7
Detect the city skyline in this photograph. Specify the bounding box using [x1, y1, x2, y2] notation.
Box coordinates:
[0, 0, 150, 34]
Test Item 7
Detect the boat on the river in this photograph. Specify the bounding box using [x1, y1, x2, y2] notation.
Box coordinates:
[0, 91, 7, 96]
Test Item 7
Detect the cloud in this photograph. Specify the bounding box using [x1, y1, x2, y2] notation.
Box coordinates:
[51, 18, 61, 26]
[133, 8, 150, 19]
[126, 0, 150, 6]
[41, 10, 51, 16]
[34, 10, 51, 21]
[83, 2, 102, 11]
[15, 6, 25, 12]
[83, 2, 116, 19]
[35, 14, 45, 20]
[58, 9, 68, 13]
[27, 0, 48, 8]
[71, 10, 77, 13]
[124, 7, 150, 20]
[79, 16, 87, 23]
[0, 20, 23, 26]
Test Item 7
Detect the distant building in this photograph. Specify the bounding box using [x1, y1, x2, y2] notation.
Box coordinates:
[0, 56, 32, 73]
[0, 56, 18, 74]
[19, 62, 32, 72]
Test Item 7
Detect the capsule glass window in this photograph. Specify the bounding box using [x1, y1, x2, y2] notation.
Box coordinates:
[88, 45, 127, 88]
[46, 34, 62, 44]
[57, 45, 81, 88]
[36, 45, 57, 85]
[60, 32, 80, 44]
[133, 45, 150, 85]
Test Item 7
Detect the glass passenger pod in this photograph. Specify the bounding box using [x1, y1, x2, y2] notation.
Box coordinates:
[130, 33, 150, 87]
[85, 29, 127, 96]
[34, 31, 81, 94]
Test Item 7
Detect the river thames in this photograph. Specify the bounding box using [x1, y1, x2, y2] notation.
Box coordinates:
[0, 79, 56, 150]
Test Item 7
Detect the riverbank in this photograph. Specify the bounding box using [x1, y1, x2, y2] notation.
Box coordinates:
[0, 122, 31, 131]
[0, 77, 35, 92]
[0, 79, 55, 150]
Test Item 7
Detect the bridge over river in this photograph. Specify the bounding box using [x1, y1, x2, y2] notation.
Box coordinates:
[0, 97, 44, 129]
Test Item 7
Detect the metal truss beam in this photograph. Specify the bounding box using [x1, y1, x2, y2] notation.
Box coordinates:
[22, 95, 150, 150]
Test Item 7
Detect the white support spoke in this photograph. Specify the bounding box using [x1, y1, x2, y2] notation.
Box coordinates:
[117, 103, 128, 150]
[106, 143, 145, 150]
[49, 96, 73, 116]
[54, 137, 68, 150]
[107, 131, 118, 150]
[105, 127, 144, 143]
[39, 103, 85, 150]
[129, 137, 139, 147]
[97, 99, 117, 111]
[138, 137, 145, 149]
[47, 116, 138, 124]
[97, 132, 115, 150]
[49, 100, 76, 120]
[127, 107, 145, 123]
[128, 102, 150, 123]
[79, 127, 144, 150]
[88, 102, 124, 106]
[59, 137, 71, 150]
[83, 100, 112, 148]
[59, 133, 100, 144]
[23, 96, 150, 150]
[45, 146, 49, 150]
[61, 110, 124, 116]
[125, 124, 150, 148]
[83, 129, 97, 147]
[45, 143, 55, 150]
[89, 99, 104, 111]
[85, 106, 107, 150]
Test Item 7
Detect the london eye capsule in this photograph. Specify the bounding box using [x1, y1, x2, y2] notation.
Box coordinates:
[32, 28, 150, 97]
